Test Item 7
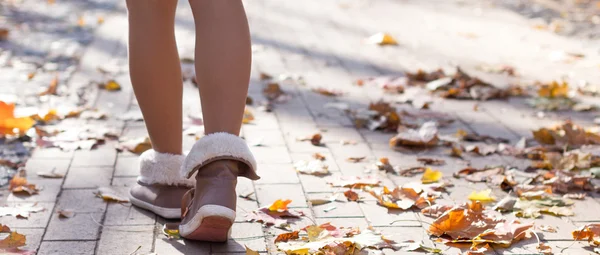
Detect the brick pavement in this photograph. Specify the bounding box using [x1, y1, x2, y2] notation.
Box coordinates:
[2, 0, 600, 254]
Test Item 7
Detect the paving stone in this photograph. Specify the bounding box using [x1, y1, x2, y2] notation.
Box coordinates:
[30, 148, 73, 160]
[243, 128, 286, 146]
[570, 198, 600, 223]
[359, 201, 421, 227]
[111, 177, 137, 187]
[154, 236, 210, 255]
[13, 228, 44, 252]
[63, 167, 113, 189]
[298, 173, 338, 193]
[255, 184, 308, 208]
[327, 143, 374, 160]
[114, 156, 140, 177]
[38, 241, 97, 255]
[253, 163, 300, 185]
[7, 179, 62, 203]
[1, 202, 54, 228]
[211, 223, 267, 253]
[56, 189, 106, 213]
[44, 213, 103, 241]
[71, 149, 117, 167]
[96, 225, 154, 255]
[315, 217, 370, 230]
[24, 158, 71, 181]
[251, 146, 292, 164]
[103, 203, 155, 226]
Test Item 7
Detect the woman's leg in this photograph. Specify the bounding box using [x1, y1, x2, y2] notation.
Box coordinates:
[178, 0, 258, 241]
[126, 0, 193, 220]
[127, 0, 182, 154]
[189, 0, 252, 135]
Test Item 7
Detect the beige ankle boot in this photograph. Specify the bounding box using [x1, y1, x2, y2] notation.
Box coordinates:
[178, 132, 259, 242]
[129, 150, 194, 219]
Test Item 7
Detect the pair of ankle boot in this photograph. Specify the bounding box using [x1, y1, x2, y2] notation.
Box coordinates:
[128, 132, 259, 242]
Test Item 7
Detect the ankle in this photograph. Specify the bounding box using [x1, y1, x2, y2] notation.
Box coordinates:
[195, 159, 240, 179]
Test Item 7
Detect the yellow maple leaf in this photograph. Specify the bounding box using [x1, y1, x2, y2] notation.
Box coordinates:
[366, 33, 398, 46]
[421, 168, 442, 184]
[468, 189, 496, 202]
[242, 108, 254, 124]
[104, 80, 121, 91]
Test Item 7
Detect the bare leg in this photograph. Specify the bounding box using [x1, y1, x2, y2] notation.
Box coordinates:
[126, 0, 183, 154]
[189, 0, 252, 135]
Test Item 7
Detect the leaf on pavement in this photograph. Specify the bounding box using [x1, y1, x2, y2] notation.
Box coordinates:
[537, 242, 553, 255]
[95, 187, 129, 203]
[532, 121, 600, 147]
[327, 176, 380, 188]
[312, 88, 343, 97]
[117, 137, 151, 154]
[297, 133, 322, 146]
[294, 160, 330, 176]
[243, 108, 255, 124]
[396, 166, 426, 176]
[313, 153, 326, 161]
[368, 186, 436, 210]
[0, 229, 26, 250]
[36, 168, 64, 178]
[421, 204, 453, 218]
[375, 157, 394, 173]
[39, 75, 59, 96]
[346, 156, 366, 163]
[0, 101, 35, 134]
[465, 144, 498, 156]
[563, 193, 586, 200]
[573, 223, 600, 246]
[343, 190, 359, 202]
[274, 231, 300, 243]
[537, 80, 569, 98]
[514, 185, 553, 199]
[277, 229, 394, 254]
[417, 157, 445, 166]
[450, 145, 463, 158]
[245, 245, 260, 255]
[246, 200, 304, 227]
[468, 189, 495, 202]
[389, 121, 439, 149]
[0, 204, 45, 218]
[366, 32, 398, 45]
[538, 225, 557, 233]
[428, 201, 533, 246]
[454, 167, 505, 183]
[9, 176, 40, 195]
[57, 209, 75, 218]
[421, 168, 442, 184]
[98, 79, 121, 91]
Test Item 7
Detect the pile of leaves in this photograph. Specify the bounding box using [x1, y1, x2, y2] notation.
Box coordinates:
[406, 67, 513, 100]
[275, 223, 396, 254]
[527, 80, 595, 111]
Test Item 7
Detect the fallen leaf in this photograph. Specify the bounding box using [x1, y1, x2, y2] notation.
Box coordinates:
[277, 229, 394, 254]
[36, 168, 64, 178]
[450, 145, 463, 158]
[405, 242, 443, 254]
[39, 75, 58, 96]
[539, 225, 558, 233]
[0, 204, 45, 218]
[417, 157, 445, 166]
[563, 193, 586, 200]
[421, 204, 453, 218]
[396, 166, 427, 176]
[95, 187, 129, 202]
[538, 80, 569, 98]
[537, 242, 553, 255]
[366, 32, 398, 45]
[262, 83, 288, 103]
[312, 88, 342, 97]
[532, 121, 600, 147]
[347, 156, 366, 163]
[515, 198, 574, 218]
[0, 230, 26, 250]
[294, 160, 330, 176]
[465, 144, 498, 156]
[468, 189, 495, 202]
[493, 195, 517, 212]
[368, 186, 434, 210]
[246, 200, 304, 227]
[57, 209, 75, 218]
[0, 102, 35, 134]
[327, 176, 380, 187]
[428, 201, 533, 246]
[297, 133, 322, 146]
[0, 28, 8, 41]
[389, 121, 439, 149]
[514, 185, 553, 199]
[243, 108, 254, 124]
[454, 167, 504, 183]
[344, 190, 359, 202]
[245, 246, 260, 255]
[421, 168, 442, 184]
[117, 137, 152, 154]
[375, 157, 394, 172]
[259, 72, 272, 80]
[8, 176, 39, 195]
[313, 153, 326, 161]
[98, 79, 121, 91]
[573, 223, 600, 246]
[275, 231, 300, 243]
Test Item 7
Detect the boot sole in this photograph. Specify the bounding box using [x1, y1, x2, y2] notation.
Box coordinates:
[180, 205, 235, 242]
[128, 192, 181, 219]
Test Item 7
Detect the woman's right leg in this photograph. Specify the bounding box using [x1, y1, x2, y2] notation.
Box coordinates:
[126, 0, 194, 219]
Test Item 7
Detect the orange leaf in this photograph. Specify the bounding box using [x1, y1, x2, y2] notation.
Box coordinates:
[0, 101, 15, 120]
[269, 199, 292, 212]
[274, 231, 299, 243]
[0, 230, 26, 249]
[344, 190, 359, 201]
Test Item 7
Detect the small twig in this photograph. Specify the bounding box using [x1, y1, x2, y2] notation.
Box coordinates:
[128, 245, 141, 255]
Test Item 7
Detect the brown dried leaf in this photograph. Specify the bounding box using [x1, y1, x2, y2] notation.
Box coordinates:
[9, 176, 40, 195]
[533, 121, 600, 147]
[0, 230, 26, 249]
[57, 209, 75, 218]
[537, 242, 553, 255]
[246, 200, 304, 227]
[389, 122, 439, 149]
[312, 88, 343, 97]
[39, 75, 59, 96]
[36, 168, 64, 178]
[539, 225, 558, 233]
[421, 204, 453, 218]
[417, 157, 445, 166]
[454, 167, 504, 183]
[313, 153, 326, 161]
[95, 187, 129, 202]
[343, 190, 359, 202]
[274, 231, 300, 243]
[297, 133, 322, 146]
[397, 166, 426, 177]
[346, 156, 366, 163]
[117, 137, 151, 154]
